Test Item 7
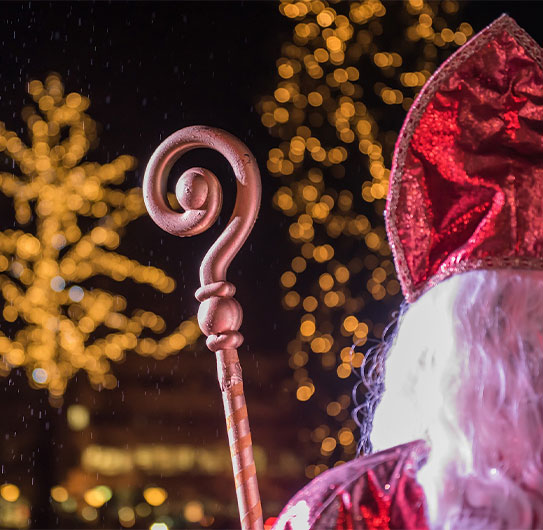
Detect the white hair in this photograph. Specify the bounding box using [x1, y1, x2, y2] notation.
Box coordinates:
[371, 269, 543, 529]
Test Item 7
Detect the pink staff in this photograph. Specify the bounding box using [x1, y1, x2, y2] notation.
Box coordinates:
[143, 126, 264, 530]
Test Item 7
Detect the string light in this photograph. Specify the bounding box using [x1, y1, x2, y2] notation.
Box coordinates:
[259, 0, 468, 465]
[0, 484, 20, 503]
[143, 487, 167, 507]
[0, 74, 200, 398]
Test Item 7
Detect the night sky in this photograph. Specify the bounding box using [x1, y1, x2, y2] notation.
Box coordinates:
[1, 1, 543, 528]
[0, 2, 296, 355]
[1, 0, 543, 352]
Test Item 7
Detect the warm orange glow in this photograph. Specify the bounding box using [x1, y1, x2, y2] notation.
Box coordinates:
[0, 484, 20, 502]
[84, 486, 111, 508]
[143, 487, 167, 507]
[184, 501, 204, 523]
[50, 486, 69, 503]
[265, 0, 468, 467]
[0, 75, 200, 396]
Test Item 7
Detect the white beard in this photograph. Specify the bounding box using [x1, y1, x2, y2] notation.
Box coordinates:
[370, 270, 543, 529]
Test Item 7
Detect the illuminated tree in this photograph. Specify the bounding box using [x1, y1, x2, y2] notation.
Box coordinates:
[258, 0, 469, 474]
[0, 74, 199, 399]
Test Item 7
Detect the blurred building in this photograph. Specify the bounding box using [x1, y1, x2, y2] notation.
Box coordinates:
[32, 342, 308, 529]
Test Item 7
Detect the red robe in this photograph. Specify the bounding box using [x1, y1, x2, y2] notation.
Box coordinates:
[273, 440, 429, 530]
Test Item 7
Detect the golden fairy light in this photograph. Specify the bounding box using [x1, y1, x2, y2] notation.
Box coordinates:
[259, 0, 469, 472]
[0, 74, 200, 398]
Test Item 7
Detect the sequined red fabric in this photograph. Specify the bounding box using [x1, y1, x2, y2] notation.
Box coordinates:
[386, 15, 543, 302]
[272, 441, 429, 530]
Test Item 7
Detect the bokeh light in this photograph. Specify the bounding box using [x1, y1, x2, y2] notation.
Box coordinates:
[143, 487, 167, 507]
[0, 75, 200, 398]
[259, 0, 468, 467]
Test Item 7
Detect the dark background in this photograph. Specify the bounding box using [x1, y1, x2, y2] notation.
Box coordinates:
[2, 1, 543, 351]
[0, 1, 294, 353]
[0, 1, 543, 529]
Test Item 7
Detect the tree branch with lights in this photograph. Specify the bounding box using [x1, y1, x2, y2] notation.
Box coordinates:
[258, 0, 469, 475]
[0, 74, 200, 400]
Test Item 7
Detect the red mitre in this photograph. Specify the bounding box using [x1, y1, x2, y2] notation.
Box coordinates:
[386, 15, 543, 303]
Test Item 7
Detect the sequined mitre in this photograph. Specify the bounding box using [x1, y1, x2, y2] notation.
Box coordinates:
[386, 15, 543, 302]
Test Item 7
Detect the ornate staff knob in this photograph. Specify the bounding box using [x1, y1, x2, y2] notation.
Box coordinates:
[143, 126, 263, 530]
